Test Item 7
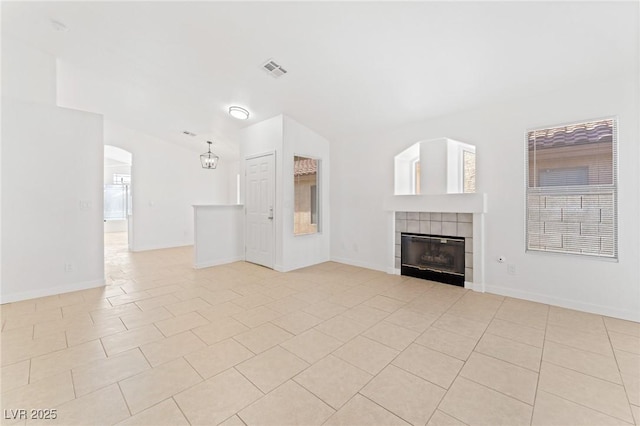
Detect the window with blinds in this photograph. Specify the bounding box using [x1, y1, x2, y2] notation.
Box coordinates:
[526, 118, 617, 258]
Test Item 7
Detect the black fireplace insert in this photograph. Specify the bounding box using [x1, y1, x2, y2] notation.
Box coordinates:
[401, 232, 465, 286]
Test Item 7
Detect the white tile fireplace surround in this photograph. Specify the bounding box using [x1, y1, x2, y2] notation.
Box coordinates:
[384, 193, 487, 291]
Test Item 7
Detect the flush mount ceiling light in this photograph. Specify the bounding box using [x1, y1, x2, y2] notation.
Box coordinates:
[229, 106, 250, 120]
[200, 141, 219, 169]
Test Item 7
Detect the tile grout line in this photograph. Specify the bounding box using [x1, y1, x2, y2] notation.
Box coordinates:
[116, 381, 133, 418]
[180, 355, 207, 384]
[539, 386, 636, 424]
[471, 347, 541, 374]
[230, 365, 268, 397]
[539, 309, 636, 424]
[276, 318, 384, 405]
[541, 356, 626, 386]
[331, 291, 464, 425]
[69, 368, 78, 401]
[357, 392, 428, 426]
[26, 358, 32, 386]
[430, 293, 510, 423]
[170, 395, 194, 426]
[605, 316, 637, 422]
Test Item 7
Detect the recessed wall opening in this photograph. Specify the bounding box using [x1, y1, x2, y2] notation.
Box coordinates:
[294, 155, 320, 236]
[394, 138, 476, 195]
[104, 145, 132, 253]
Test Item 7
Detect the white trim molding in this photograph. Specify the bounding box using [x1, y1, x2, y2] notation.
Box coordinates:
[0, 279, 105, 304]
[485, 283, 640, 323]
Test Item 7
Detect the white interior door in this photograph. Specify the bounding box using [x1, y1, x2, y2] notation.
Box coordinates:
[245, 153, 275, 268]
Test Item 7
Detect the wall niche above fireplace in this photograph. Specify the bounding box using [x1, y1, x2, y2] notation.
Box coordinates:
[394, 137, 476, 196]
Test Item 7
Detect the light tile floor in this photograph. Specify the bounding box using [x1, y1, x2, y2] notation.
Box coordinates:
[1, 232, 639, 425]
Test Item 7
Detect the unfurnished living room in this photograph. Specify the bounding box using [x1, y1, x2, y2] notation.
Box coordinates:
[1, 1, 639, 425]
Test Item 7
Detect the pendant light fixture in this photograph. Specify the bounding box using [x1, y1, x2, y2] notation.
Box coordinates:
[200, 141, 219, 169]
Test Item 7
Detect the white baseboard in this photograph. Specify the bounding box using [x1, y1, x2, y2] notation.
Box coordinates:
[0, 278, 105, 304]
[330, 256, 387, 273]
[194, 256, 244, 269]
[133, 242, 192, 252]
[280, 257, 332, 273]
[471, 281, 485, 292]
[484, 283, 640, 323]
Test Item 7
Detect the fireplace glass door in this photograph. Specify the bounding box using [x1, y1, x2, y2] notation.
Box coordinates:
[401, 233, 465, 286]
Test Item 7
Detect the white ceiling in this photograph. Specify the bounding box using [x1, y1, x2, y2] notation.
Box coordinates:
[2, 1, 638, 157]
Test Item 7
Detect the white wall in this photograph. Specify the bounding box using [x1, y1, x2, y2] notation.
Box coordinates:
[1, 99, 104, 302]
[239, 115, 285, 268]
[193, 205, 244, 268]
[1, 36, 105, 303]
[239, 115, 331, 272]
[394, 142, 419, 195]
[331, 72, 640, 321]
[282, 116, 331, 271]
[104, 121, 232, 251]
[420, 139, 448, 195]
[1, 37, 56, 105]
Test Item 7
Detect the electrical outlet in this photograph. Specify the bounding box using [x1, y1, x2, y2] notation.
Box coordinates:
[64, 263, 74, 272]
[507, 264, 516, 275]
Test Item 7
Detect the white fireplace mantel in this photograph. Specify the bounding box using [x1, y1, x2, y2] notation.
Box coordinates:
[383, 193, 487, 213]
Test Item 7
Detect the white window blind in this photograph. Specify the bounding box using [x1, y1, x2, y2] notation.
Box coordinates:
[526, 118, 617, 258]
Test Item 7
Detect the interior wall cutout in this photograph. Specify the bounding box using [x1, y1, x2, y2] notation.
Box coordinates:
[294, 155, 320, 235]
[394, 142, 420, 195]
[394, 138, 476, 195]
[103, 145, 133, 248]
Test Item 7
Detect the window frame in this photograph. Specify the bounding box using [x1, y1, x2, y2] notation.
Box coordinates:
[461, 148, 476, 194]
[293, 154, 321, 236]
[524, 116, 618, 260]
[412, 158, 420, 195]
[113, 173, 131, 185]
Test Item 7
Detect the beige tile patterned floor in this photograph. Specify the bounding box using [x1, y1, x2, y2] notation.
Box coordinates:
[1, 232, 639, 425]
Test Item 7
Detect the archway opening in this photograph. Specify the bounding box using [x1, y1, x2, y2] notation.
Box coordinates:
[104, 145, 133, 255]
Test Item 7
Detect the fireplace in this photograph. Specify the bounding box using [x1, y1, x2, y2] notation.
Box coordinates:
[401, 232, 465, 286]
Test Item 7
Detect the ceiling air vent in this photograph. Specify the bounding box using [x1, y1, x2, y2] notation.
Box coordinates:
[262, 59, 287, 78]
